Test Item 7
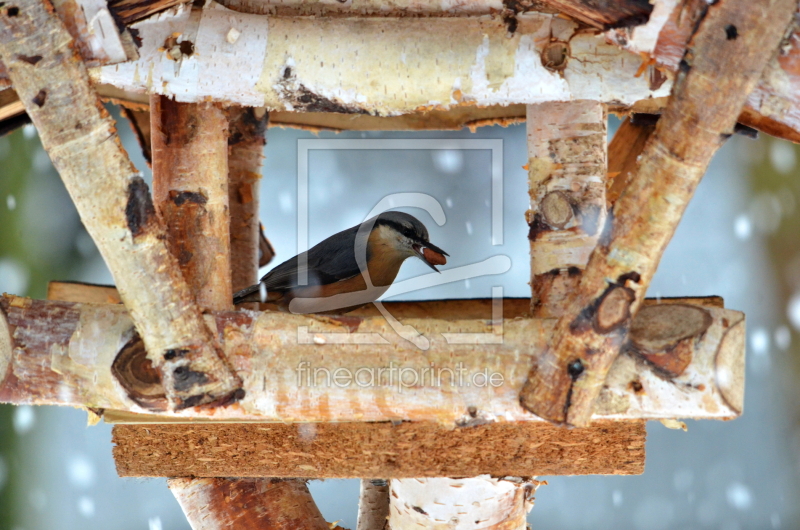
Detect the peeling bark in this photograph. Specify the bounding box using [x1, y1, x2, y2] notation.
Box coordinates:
[168, 477, 330, 530]
[0, 295, 744, 422]
[0, 0, 241, 409]
[519, 0, 793, 427]
[526, 100, 607, 318]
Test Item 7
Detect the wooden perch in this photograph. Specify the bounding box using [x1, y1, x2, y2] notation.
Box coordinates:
[0, 0, 241, 409]
[358, 480, 389, 530]
[112, 420, 645, 478]
[0, 294, 744, 422]
[519, 0, 792, 427]
[227, 106, 268, 293]
[168, 477, 329, 530]
[526, 100, 607, 318]
[151, 95, 233, 310]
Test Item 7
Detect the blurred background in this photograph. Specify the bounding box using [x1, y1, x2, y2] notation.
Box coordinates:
[0, 108, 799, 530]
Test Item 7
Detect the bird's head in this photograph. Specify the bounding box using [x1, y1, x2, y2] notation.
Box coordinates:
[371, 211, 449, 272]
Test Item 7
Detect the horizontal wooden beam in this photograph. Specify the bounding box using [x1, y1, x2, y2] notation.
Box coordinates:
[1, 293, 743, 422]
[111, 420, 645, 477]
[91, 7, 671, 112]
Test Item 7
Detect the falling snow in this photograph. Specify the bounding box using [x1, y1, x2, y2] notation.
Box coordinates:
[0, 258, 31, 296]
[67, 455, 95, 489]
[78, 496, 95, 518]
[774, 326, 791, 350]
[431, 150, 464, 174]
[733, 214, 752, 240]
[769, 141, 796, 174]
[13, 405, 36, 435]
[725, 482, 753, 511]
[788, 292, 800, 331]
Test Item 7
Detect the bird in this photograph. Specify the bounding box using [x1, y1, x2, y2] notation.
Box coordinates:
[233, 211, 449, 314]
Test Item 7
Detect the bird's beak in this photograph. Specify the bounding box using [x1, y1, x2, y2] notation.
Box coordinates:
[413, 241, 449, 273]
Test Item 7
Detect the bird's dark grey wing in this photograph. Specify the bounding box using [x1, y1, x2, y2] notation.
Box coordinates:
[259, 224, 366, 292]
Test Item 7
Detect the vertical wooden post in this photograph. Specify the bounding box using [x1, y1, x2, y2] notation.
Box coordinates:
[150, 95, 232, 310]
[155, 102, 328, 529]
[358, 479, 390, 530]
[227, 107, 268, 294]
[526, 100, 607, 318]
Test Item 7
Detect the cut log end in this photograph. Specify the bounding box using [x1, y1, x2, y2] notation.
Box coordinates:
[111, 333, 168, 412]
[540, 191, 574, 228]
[628, 304, 713, 377]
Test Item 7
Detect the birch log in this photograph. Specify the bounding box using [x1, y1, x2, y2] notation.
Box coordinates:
[151, 95, 233, 310]
[227, 106, 268, 293]
[0, 0, 241, 409]
[519, 0, 792, 427]
[92, 6, 672, 112]
[0, 295, 744, 422]
[527, 101, 607, 318]
[168, 477, 330, 530]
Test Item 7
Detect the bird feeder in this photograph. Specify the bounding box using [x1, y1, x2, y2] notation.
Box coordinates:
[1, 0, 795, 527]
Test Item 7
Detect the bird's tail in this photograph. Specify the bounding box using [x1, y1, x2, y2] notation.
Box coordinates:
[233, 283, 264, 305]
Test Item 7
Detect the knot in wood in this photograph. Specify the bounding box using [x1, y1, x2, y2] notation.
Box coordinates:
[541, 41, 569, 71]
[540, 191, 573, 229]
[594, 285, 635, 333]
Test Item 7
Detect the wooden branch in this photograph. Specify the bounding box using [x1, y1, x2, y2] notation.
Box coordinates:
[0, 0, 241, 409]
[0, 295, 743, 421]
[227, 106, 268, 293]
[112, 420, 645, 478]
[358, 480, 389, 530]
[526, 101, 607, 318]
[389, 477, 540, 530]
[91, 7, 671, 112]
[519, 0, 793, 427]
[151, 95, 233, 310]
[168, 477, 330, 530]
[606, 116, 657, 206]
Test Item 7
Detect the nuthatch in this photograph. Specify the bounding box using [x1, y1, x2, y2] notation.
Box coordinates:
[233, 211, 449, 314]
